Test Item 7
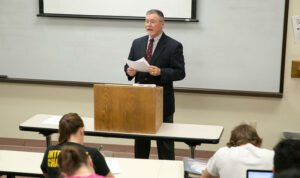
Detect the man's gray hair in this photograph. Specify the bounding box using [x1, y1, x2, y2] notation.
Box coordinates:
[146, 9, 164, 21]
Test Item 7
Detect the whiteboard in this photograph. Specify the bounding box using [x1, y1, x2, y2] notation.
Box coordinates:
[0, 0, 287, 96]
[42, 0, 195, 20]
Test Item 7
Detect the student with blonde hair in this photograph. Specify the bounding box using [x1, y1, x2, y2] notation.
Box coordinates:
[200, 124, 274, 178]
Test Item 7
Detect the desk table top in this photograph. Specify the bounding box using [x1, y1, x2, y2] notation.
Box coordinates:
[0, 150, 184, 178]
[20, 114, 224, 144]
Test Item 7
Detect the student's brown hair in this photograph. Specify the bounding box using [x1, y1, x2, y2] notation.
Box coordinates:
[58, 113, 84, 144]
[58, 145, 88, 176]
[227, 124, 262, 147]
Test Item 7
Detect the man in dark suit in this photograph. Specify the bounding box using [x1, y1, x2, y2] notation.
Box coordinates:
[124, 9, 185, 160]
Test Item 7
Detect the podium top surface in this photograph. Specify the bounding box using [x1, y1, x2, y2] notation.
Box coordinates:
[20, 114, 224, 144]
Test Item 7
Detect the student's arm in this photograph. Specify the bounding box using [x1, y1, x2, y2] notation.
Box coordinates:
[40, 148, 49, 178]
[105, 171, 114, 178]
[90, 148, 113, 177]
[200, 169, 218, 178]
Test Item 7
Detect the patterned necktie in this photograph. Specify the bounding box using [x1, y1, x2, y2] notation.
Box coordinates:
[146, 38, 154, 63]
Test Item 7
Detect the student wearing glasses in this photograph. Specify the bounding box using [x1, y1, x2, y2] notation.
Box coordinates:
[124, 9, 185, 160]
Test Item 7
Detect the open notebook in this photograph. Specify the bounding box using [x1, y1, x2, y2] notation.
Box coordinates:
[247, 169, 273, 178]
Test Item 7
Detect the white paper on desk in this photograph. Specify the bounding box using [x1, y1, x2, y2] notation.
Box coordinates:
[292, 15, 300, 43]
[183, 157, 207, 175]
[126, 58, 149, 72]
[42, 116, 61, 125]
[107, 159, 121, 174]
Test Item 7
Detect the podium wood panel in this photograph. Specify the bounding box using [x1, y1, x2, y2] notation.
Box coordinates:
[94, 84, 163, 134]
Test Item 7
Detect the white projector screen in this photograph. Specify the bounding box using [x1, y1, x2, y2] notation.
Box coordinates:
[0, 0, 288, 97]
[40, 0, 197, 21]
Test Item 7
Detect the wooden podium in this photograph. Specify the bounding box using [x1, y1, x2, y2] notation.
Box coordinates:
[94, 84, 163, 134]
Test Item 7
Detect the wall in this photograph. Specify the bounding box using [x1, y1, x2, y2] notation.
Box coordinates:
[0, 0, 300, 151]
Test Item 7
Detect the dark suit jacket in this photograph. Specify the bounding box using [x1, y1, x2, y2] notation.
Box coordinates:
[125, 33, 185, 118]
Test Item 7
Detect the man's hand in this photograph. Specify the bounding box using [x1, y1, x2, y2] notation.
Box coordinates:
[148, 65, 161, 76]
[127, 67, 137, 77]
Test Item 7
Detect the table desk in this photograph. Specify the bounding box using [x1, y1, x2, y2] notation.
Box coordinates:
[19, 114, 224, 158]
[0, 150, 184, 178]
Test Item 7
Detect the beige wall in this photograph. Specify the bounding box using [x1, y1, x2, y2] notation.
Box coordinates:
[0, 0, 300, 151]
